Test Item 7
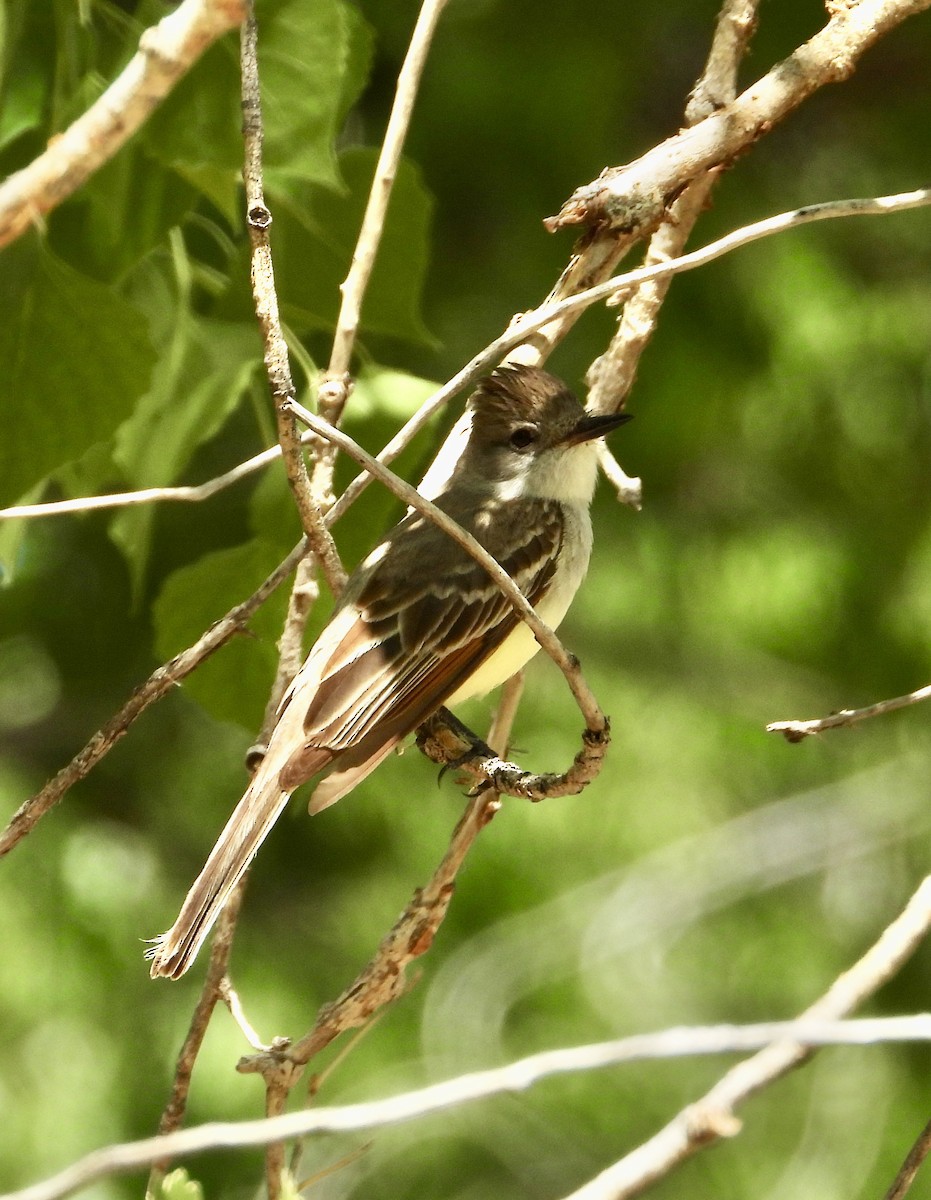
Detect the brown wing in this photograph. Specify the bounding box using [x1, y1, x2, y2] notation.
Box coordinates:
[278, 495, 564, 790]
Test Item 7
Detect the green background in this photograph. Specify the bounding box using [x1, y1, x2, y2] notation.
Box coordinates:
[2, 1, 931, 1198]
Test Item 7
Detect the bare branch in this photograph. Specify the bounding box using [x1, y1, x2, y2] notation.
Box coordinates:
[685, 0, 759, 123]
[485, 670, 525, 758]
[255, 554, 320, 748]
[548, 0, 931, 234]
[240, 3, 346, 597]
[596, 443, 643, 510]
[0, 443, 284, 520]
[311, 0, 450, 510]
[322, 0, 450, 412]
[239, 791, 497, 1074]
[0, 0, 246, 249]
[767, 683, 931, 742]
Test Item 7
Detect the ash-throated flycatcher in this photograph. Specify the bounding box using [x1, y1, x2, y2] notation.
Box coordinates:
[148, 365, 631, 978]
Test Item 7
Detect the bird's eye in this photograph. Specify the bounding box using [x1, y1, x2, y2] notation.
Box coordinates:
[509, 426, 537, 451]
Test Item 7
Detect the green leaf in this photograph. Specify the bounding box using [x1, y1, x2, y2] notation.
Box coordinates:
[262, 0, 373, 195]
[271, 148, 435, 344]
[157, 1168, 204, 1200]
[247, 460, 304, 557]
[110, 316, 262, 593]
[0, 238, 156, 508]
[153, 538, 293, 730]
[143, 0, 373, 211]
[48, 147, 198, 282]
[350, 366, 441, 422]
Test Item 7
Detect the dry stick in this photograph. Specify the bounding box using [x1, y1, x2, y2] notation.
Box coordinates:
[0, 0, 246, 249]
[767, 683, 931, 742]
[144, 882, 247, 1200]
[0, 443, 284, 518]
[559, 875, 931, 1200]
[308, 0, 449, 536]
[586, 0, 758, 415]
[0, 539, 305, 859]
[883, 1116, 931, 1200]
[486, 671, 525, 758]
[240, 4, 345, 599]
[2, 187, 927, 525]
[549, 0, 931, 235]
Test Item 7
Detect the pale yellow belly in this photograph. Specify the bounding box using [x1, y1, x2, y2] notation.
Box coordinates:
[447, 503, 592, 704]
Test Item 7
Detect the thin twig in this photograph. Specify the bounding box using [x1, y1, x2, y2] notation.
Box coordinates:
[144, 882, 247, 1199]
[310, 0, 449, 513]
[0, 0, 246, 249]
[320, 0, 449, 418]
[883, 1116, 931, 1200]
[0, 441, 284, 518]
[219, 977, 276, 1053]
[240, 3, 345, 598]
[767, 683, 931, 742]
[486, 671, 525, 758]
[548, 0, 931, 233]
[596, 443, 643, 509]
[255, 554, 320, 749]
[0, 539, 306, 858]
[240, 16, 339, 1195]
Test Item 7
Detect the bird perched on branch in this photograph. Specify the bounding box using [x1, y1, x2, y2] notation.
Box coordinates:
[148, 365, 631, 979]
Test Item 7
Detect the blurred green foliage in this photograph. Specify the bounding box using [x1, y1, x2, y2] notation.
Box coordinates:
[1, 2, 931, 1199]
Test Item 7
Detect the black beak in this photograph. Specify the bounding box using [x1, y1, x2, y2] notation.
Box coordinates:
[564, 411, 633, 447]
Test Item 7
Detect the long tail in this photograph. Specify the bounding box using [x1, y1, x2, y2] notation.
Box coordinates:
[147, 711, 332, 979]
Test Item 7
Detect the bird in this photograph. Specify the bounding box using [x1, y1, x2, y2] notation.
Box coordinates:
[147, 365, 632, 978]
